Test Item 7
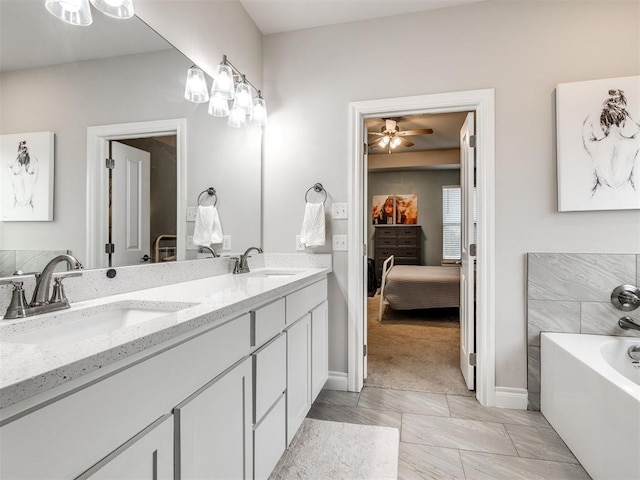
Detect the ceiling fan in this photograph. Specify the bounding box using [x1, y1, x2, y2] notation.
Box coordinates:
[368, 118, 433, 152]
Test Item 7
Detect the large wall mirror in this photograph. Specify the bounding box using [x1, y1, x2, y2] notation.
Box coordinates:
[0, 0, 262, 274]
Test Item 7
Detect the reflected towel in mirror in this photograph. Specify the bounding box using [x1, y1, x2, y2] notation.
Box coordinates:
[193, 205, 223, 245]
[300, 202, 325, 247]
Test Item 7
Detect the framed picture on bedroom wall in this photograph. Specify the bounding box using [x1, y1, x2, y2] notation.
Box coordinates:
[395, 194, 418, 224]
[556, 75, 640, 212]
[0, 131, 55, 221]
[372, 195, 395, 224]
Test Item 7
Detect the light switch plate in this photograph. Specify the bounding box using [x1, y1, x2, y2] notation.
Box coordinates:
[332, 203, 348, 219]
[223, 235, 232, 251]
[332, 234, 348, 251]
[295, 235, 305, 251]
[186, 207, 197, 222]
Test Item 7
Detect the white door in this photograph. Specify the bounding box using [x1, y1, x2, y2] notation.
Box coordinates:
[362, 130, 369, 380]
[459, 112, 476, 390]
[111, 142, 151, 266]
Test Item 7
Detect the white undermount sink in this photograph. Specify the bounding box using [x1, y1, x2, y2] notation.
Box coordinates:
[0, 300, 196, 347]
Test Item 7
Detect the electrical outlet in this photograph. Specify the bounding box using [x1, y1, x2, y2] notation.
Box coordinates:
[332, 234, 348, 251]
[332, 203, 348, 219]
[223, 235, 232, 251]
[186, 235, 198, 250]
[186, 207, 197, 222]
[295, 235, 305, 251]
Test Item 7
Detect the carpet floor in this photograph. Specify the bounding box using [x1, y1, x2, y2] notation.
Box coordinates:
[269, 418, 399, 480]
[365, 294, 472, 396]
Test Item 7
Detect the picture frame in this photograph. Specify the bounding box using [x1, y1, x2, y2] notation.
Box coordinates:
[556, 75, 640, 212]
[1, 132, 55, 222]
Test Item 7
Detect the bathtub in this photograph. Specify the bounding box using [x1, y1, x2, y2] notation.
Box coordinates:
[541, 332, 640, 480]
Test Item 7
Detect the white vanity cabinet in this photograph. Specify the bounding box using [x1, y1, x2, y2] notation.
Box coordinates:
[0, 274, 329, 480]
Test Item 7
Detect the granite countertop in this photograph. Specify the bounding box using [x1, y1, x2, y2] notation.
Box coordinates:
[0, 266, 330, 412]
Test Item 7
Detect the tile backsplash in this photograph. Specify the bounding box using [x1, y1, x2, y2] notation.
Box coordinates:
[527, 253, 640, 410]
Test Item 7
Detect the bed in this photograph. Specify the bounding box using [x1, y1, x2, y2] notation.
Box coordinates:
[378, 255, 460, 321]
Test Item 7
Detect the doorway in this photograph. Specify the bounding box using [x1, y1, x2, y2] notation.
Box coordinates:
[86, 119, 187, 269]
[365, 111, 471, 396]
[347, 90, 496, 406]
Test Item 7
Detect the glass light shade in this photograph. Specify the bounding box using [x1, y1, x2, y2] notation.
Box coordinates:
[234, 82, 253, 115]
[208, 93, 230, 117]
[251, 97, 267, 126]
[379, 136, 390, 147]
[390, 136, 402, 148]
[184, 67, 209, 104]
[227, 104, 247, 128]
[45, 0, 93, 26]
[211, 64, 235, 100]
[89, 0, 134, 19]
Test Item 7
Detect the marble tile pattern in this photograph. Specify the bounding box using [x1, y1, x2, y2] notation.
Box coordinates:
[527, 253, 640, 410]
[307, 387, 590, 480]
[0, 251, 16, 277]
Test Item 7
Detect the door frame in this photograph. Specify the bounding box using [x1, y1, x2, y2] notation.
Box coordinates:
[347, 89, 496, 406]
[86, 118, 187, 269]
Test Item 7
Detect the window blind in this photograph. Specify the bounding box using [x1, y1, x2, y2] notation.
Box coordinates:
[442, 186, 477, 260]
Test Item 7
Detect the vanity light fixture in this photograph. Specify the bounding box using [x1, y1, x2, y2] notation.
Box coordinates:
[45, 0, 93, 26]
[89, 0, 135, 19]
[184, 66, 210, 104]
[184, 55, 267, 127]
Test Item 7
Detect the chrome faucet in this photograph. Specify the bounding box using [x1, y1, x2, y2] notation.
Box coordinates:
[198, 246, 219, 258]
[619, 316, 640, 332]
[1, 254, 83, 320]
[233, 247, 263, 274]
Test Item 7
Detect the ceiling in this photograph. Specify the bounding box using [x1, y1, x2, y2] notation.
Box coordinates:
[239, 0, 485, 35]
[366, 112, 468, 154]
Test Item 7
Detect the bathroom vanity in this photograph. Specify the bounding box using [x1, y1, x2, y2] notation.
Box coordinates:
[0, 264, 330, 479]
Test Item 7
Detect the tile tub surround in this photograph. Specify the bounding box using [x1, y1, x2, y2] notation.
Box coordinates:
[309, 388, 590, 480]
[527, 252, 640, 409]
[0, 249, 71, 277]
[0, 258, 331, 411]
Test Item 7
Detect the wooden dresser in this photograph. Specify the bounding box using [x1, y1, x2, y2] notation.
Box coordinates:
[373, 225, 422, 282]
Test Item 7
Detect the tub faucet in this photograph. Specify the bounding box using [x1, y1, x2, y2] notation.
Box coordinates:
[611, 285, 640, 311]
[198, 246, 219, 258]
[233, 247, 263, 274]
[619, 316, 640, 332]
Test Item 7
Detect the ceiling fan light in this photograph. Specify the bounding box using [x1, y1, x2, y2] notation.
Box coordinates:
[390, 136, 402, 149]
[208, 92, 230, 117]
[45, 0, 93, 26]
[212, 63, 235, 100]
[184, 66, 209, 104]
[89, 0, 134, 19]
[379, 136, 390, 148]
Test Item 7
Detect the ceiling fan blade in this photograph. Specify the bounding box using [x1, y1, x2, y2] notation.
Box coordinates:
[396, 129, 434, 136]
[369, 137, 384, 147]
[398, 137, 414, 147]
[368, 132, 384, 137]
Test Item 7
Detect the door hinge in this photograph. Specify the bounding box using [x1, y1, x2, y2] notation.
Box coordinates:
[469, 352, 477, 366]
[469, 135, 477, 148]
[363, 243, 367, 256]
[105, 243, 115, 254]
[363, 344, 367, 357]
[105, 158, 115, 169]
[469, 243, 477, 257]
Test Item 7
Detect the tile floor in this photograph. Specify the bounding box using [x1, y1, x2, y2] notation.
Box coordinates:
[307, 387, 591, 480]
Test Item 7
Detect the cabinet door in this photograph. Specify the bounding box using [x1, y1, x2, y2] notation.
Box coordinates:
[286, 314, 311, 443]
[78, 415, 173, 480]
[311, 301, 328, 402]
[175, 357, 253, 480]
[253, 393, 286, 480]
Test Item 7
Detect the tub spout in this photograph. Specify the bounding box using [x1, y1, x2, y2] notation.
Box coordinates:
[618, 316, 640, 332]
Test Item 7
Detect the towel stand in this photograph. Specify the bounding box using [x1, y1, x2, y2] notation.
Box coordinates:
[197, 187, 218, 207]
[305, 183, 327, 204]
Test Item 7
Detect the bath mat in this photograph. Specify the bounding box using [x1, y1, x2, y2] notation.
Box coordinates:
[269, 418, 399, 479]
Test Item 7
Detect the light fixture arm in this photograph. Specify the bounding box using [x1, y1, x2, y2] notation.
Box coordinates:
[221, 55, 261, 97]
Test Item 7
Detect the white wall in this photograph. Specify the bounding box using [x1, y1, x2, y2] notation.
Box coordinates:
[262, 1, 640, 388]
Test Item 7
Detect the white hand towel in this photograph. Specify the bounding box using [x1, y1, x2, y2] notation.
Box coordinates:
[300, 202, 325, 247]
[193, 205, 224, 245]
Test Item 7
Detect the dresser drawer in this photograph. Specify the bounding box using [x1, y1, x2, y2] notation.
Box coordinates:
[374, 227, 396, 238]
[394, 247, 419, 258]
[397, 227, 420, 238]
[397, 236, 419, 246]
[376, 248, 396, 259]
[377, 237, 396, 246]
[252, 298, 286, 347]
[286, 278, 327, 325]
[253, 333, 286, 423]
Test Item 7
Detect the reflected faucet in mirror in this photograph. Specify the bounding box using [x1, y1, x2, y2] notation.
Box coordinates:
[198, 246, 219, 258]
[1, 255, 83, 320]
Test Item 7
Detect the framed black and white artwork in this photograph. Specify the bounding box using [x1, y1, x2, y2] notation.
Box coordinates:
[556, 76, 640, 212]
[1, 132, 55, 221]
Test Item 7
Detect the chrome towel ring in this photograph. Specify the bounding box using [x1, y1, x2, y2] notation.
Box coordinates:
[305, 183, 327, 204]
[197, 187, 218, 207]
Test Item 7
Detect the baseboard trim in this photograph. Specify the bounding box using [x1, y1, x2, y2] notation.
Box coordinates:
[494, 387, 528, 410]
[325, 372, 348, 391]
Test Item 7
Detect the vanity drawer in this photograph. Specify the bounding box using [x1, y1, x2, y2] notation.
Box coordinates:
[252, 298, 286, 347]
[254, 393, 286, 480]
[253, 333, 286, 423]
[285, 278, 327, 325]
